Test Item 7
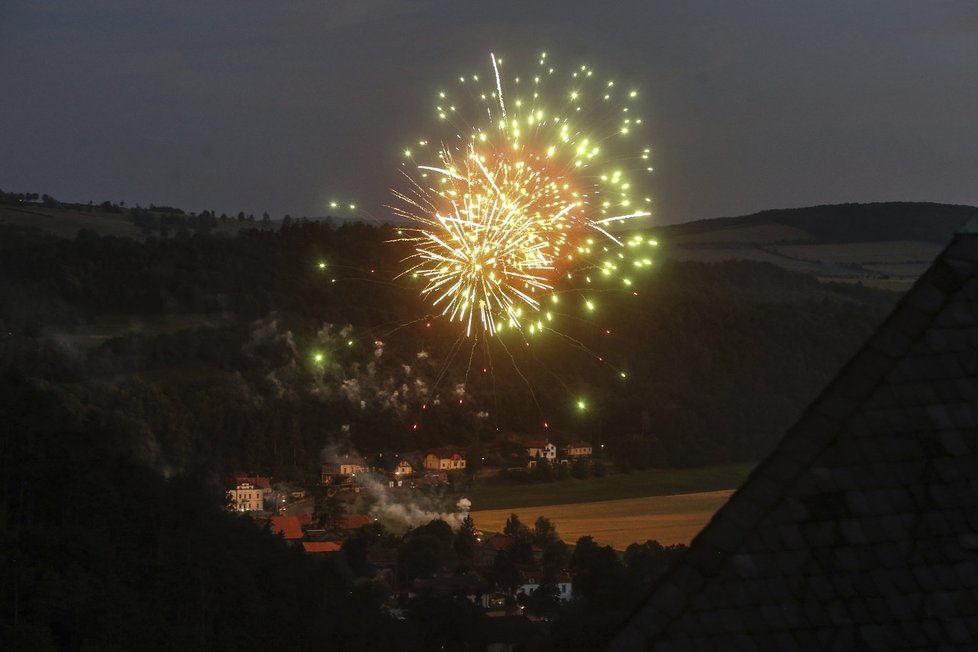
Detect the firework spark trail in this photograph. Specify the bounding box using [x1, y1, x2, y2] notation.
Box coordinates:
[391, 52, 654, 339]
[491, 52, 506, 118]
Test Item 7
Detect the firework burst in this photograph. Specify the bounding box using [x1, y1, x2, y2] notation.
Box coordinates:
[392, 52, 653, 337]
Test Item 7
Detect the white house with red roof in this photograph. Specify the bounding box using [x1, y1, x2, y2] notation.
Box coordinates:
[525, 438, 557, 463]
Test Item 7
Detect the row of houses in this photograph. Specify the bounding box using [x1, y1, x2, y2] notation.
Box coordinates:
[228, 438, 595, 512]
[525, 439, 593, 464]
[321, 439, 595, 486]
[320, 449, 467, 483]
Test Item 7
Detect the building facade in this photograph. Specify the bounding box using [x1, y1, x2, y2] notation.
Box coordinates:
[424, 449, 467, 471]
[227, 481, 264, 512]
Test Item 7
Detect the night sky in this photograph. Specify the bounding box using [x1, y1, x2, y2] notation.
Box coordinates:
[2, 0, 977, 224]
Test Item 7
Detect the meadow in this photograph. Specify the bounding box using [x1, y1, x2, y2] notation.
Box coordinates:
[464, 462, 754, 511]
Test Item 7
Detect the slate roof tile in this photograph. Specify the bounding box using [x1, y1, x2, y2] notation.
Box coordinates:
[938, 430, 971, 455]
[909, 283, 950, 314]
[949, 403, 977, 428]
[962, 277, 978, 298]
[838, 519, 868, 545]
[948, 301, 978, 326]
[649, 581, 686, 618]
[954, 378, 978, 401]
[801, 521, 837, 548]
[728, 633, 758, 651]
[919, 618, 945, 642]
[957, 533, 978, 550]
[944, 237, 978, 262]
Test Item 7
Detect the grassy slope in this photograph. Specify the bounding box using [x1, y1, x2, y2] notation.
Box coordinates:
[0, 204, 142, 238]
[463, 462, 755, 511]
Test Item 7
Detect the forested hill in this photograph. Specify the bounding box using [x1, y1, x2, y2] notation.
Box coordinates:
[0, 218, 897, 477]
[657, 202, 976, 243]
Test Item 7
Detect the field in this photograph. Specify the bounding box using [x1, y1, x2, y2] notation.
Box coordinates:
[0, 204, 267, 240]
[0, 204, 142, 239]
[668, 223, 813, 244]
[470, 490, 734, 548]
[769, 240, 942, 265]
[464, 463, 754, 511]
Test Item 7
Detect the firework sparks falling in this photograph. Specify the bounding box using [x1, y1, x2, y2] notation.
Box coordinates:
[392, 52, 654, 337]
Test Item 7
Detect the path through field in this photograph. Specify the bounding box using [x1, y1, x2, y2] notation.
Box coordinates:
[470, 490, 734, 549]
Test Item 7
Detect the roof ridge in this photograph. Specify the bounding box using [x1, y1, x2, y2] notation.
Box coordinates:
[609, 229, 978, 650]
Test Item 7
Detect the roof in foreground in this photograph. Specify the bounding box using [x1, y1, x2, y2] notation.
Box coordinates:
[269, 516, 303, 540]
[302, 541, 341, 553]
[611, 218, 978, 650]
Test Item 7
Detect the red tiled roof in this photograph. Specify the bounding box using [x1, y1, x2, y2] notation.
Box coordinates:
[302, 541, 341, 553]
[339, 514, 372, 530]
[485, 534, 515, 551]
[427, 448, 464, 459]
[525, 438, 550, 449]
[270, 516, 303, 540]
[234, 474, 272, 490]
[322, 453, 367, 466]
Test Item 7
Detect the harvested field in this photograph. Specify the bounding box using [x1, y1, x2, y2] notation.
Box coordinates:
[470, 490, 734, 549]
[862, 262, 931, 277]
[820, 277, 916, 292]
[670, 223, 813, 245]
[662, 245, 828, 273]
[770, 240, 942, 265]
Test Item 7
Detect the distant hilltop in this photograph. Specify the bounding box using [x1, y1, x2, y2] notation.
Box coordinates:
[2, 190, 976, 246]
[655, 201, 978, 244]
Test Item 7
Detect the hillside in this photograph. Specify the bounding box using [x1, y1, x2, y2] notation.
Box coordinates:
[644, 202, 977, 291]
[0, 215, 898, 477]
[7, 197, 973, 294]
[659, 202, 975, 243]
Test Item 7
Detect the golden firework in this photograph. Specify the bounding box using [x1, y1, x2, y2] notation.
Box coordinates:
[392, 52, 652, 337]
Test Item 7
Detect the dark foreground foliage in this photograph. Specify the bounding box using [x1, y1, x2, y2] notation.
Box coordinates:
[0, 374, 403, 651]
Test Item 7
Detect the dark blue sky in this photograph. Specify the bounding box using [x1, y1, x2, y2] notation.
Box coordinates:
[2, 0, 977, 223]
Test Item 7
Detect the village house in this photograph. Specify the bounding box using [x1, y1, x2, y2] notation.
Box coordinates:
[423, 448, 467, 471]
[227, 481, 264, 512]
[561, 441, 592, 460]
[321, 453, 368, 484]
[380, 455, 423, 488]
[474, 533, 516, 568]
[231, 474, 272, 505]
[394, 458, 415, 476]
[525, 438, 557, 464]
